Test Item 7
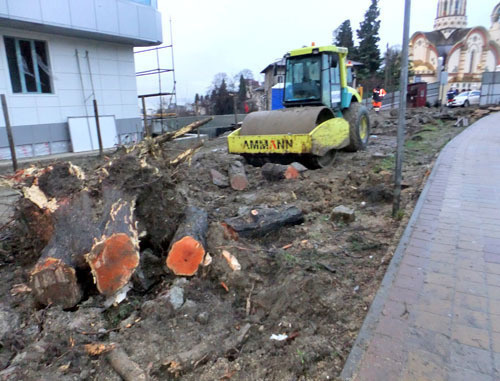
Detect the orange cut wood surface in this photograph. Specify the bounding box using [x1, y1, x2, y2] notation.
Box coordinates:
[284, 166, 299, 179]
[87, 233, 139, 296]
[166, 236, 205, 276]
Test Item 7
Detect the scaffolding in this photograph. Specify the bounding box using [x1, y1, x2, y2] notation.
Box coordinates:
[135, 18, 177, 135]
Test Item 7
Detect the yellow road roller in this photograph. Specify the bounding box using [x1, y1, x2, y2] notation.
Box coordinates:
[227, 45, 370, 168]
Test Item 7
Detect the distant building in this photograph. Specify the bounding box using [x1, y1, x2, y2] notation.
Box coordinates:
[409, 0, 500, 92]
[244, 78, 265, 112]
[260, 58, 285, 110]
[0, 0, 162, 159]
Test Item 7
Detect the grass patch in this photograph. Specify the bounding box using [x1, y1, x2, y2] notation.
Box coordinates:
[373, 156, 395, 173]
[348, 233, 382, 252]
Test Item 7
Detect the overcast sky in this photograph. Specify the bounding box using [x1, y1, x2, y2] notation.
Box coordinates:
[135, 0, 499, 105]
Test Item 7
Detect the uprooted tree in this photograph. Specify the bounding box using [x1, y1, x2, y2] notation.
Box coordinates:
[12, 118, 214, 309]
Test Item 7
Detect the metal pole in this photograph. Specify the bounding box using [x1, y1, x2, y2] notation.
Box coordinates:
[1, 95, 17, 171]
[169, 17, 178, 120]
[86, 51, 103, 156]
[93, 99, 104, 157]
[141, 96, 149, 137]
[393, 0, 411, 217]
[233, 95, 238, 126]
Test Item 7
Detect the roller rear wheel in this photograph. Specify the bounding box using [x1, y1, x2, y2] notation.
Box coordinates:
[343, 103, 370, 151]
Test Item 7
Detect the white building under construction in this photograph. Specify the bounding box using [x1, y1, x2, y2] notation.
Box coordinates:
[0, 0, 162, 159]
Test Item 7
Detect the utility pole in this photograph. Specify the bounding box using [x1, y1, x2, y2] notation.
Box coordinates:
[1, 95, 17, 171]
[393, 0, 411, 216]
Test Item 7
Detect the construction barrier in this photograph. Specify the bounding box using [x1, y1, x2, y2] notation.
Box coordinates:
[480, 72, 500, 106]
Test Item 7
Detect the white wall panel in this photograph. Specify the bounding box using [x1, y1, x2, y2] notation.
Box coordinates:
[38, 107, 61, 124]
[119, 76, 138, 91]
[118, 1, 139, 37]
[0, 0, 8, 16]
[118, 60, 136, 74]
[35, 96, 60, 108]
[102, 90, 123, 105]
[41, 0, 71, 26]
[120, 90, 138, 105]
[10, 107, 38, 126]
[95, 0, 119, 34]
[138, 6, 157, 41]
[100, 75, 121, 90]
[68, 0, 97, 30]
[99, 59, 119, 75]
[8, 96, 36, 108]
[7, 0, 41, 21]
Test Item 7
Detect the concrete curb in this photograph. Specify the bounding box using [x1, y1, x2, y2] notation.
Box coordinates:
[339, 124, 463, 380]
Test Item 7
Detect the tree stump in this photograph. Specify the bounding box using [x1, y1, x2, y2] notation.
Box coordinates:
[228, 161, 249, 191]
[166, 206, 208, 276]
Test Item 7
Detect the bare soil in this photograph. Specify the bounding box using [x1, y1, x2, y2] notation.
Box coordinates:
[0, 106, 481, 381]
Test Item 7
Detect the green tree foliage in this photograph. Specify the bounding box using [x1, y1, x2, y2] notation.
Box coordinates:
[333, 20, 355, 53]
[356, 0, 382, 77]
[237, 75, 247, 113]
[384, 45, 401, 92]
[214, 79, 234, 115]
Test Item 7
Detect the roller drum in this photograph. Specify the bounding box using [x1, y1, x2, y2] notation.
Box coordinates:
[240, 106, 334, 136]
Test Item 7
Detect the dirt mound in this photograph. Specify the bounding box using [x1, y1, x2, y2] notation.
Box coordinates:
[0, 108, 484, 380]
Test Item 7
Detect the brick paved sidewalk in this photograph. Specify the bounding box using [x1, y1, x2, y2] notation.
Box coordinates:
[341, 112, 500, 381]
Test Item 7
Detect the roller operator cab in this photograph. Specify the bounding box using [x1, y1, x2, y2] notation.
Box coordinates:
[227, 45, 370, 168]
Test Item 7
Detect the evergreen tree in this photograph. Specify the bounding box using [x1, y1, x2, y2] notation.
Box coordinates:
[383, 46, 401, 92]
[214, 79, 233, 115]
[333, 20, 354, 53]
[356, 0, 382, 77]
[237, 75, 247, 113]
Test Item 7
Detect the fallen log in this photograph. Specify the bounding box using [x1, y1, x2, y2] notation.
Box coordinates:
[30, 189, 139, 308]
[106, 347, 146, 381]
[228, 161, 249, 191]
[163, 323, 251, 374]
[30, 192, 98, 308]
[166, 206, 208, 276]
[261, 163, 300, 181]
[156, 117, 213, 145]
[224, 206, 304, 238]
[86, 195, 139, 296]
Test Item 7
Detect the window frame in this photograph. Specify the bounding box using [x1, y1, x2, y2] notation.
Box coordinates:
[3, 36, 53, 95]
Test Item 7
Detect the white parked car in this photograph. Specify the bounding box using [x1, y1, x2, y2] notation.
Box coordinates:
[449, 90, 481, 107]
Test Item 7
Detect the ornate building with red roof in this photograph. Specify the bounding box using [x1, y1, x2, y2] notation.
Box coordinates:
[409, 0, 500, 91]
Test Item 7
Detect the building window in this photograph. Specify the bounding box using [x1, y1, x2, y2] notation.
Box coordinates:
[4, 37, 52, 94]
[277, 75, 284, 83]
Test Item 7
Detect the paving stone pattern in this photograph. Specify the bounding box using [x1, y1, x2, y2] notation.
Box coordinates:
[342, 113, 500, 381]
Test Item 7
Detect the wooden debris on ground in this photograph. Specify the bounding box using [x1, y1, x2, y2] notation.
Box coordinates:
[166, 206, 208, 276]
[228, 161, 249, 191]
[261, 163, 300, 181]
[106, 347, 147, 381]
[224, 206, 304, 238]
[163, 324, 251, 375]
[221, 250, 241, 271]
[155, 117, 213, 145]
